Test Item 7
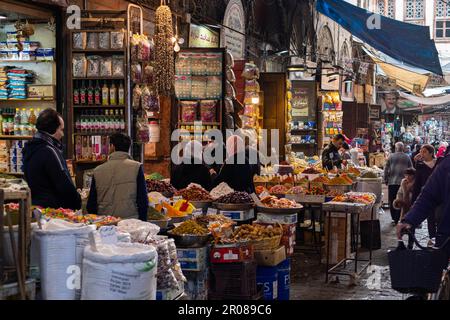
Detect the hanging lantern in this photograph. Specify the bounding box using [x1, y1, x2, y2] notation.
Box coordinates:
[154, 1, 175, 96]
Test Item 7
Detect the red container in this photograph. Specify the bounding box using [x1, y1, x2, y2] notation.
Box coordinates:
[210, 243, 254, 264]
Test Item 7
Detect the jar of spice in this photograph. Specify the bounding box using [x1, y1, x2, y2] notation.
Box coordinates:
[149, 121, 160, 143]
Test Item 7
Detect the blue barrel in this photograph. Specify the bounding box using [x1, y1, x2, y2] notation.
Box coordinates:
[277, 259, 291, 300]
[256, 266, 278, 300]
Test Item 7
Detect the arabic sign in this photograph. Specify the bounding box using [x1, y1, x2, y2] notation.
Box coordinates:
[189, 24, 220, 48]
[221, 0, 245, 59]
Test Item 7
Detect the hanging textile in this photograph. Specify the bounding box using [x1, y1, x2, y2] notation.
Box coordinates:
[399, 91, 450, 106]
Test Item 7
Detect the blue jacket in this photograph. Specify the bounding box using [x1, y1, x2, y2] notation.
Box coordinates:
[23, 131, 81, 210]
[403, 155, 450, 245]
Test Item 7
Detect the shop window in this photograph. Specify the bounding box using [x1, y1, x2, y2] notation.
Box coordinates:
[405, 0, 425, 21]
[377, 0, 395, 18]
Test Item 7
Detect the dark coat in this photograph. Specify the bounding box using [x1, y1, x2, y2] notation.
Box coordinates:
[22, 131, 81, 210]
[412, 160, 436, 204]
[213, 152, 256, 194]
[321, 143, 342, 170]
[171, 159, 213, 191]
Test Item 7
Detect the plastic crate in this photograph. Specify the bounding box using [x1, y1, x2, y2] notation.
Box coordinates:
[209, 261, 257, 297]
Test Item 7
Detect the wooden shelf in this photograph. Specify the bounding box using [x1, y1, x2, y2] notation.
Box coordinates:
[73, 131, 125, 136]
[176, 97, 222, 101]
[0, 60, 54, 63]
[0, 135, 32, 140]
[72, 77, 125, 80]
[74, 159, 106, 165]
[0, 98, 54, 101]
[289, 143, 317, 146]
[291, 129, 317, 132]
[73, 105, 126, 109]
[145, 156, 164, 162]
[72, 49, 125, 53]
[1, 172, 24, 176]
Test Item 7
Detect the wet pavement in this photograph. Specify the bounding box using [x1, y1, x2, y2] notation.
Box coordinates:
[289, 207, 430, 300]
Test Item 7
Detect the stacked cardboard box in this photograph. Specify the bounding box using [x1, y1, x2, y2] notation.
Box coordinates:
[177, 246, 209, 300]
[322, 213, 351, 265]
[0, 141, 9, 172]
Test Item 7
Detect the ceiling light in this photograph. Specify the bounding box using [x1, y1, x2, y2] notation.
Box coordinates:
[0, 15, 7, 19]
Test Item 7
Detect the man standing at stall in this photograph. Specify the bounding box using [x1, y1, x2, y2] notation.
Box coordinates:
[23, 108, 81, 210]
[87, 133, 148, 221]
[322, 134, 345, 170]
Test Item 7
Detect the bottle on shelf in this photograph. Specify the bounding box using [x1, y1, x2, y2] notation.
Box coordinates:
[14, 108, 21, 136]
[102, 81, 109, 106]
[109, 82, 117, 106]
[80, 80, 87, 105]
[118, 82, 125, 105]
[114, 109, 120, 131]
[94, 80, 101, 105]
[87, 80, 94, 105]
[119, 109, 125, 131]
[74, 80, 80, 105]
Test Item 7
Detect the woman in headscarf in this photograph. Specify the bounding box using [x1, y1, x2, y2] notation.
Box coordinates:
[213, 135, 256, 193]
[171, 140, 213, 191]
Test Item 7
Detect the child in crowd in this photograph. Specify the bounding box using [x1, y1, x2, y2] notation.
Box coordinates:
[393, 168, 416, 249]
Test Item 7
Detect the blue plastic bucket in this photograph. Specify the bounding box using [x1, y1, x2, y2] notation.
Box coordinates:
[277, 259, 291, 300]
[256, 266, 278, 300]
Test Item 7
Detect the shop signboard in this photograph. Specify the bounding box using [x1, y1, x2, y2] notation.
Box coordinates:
[291, 81, 315, 117]
[369, 105, 381, 120]
[221, 0, 245, 59]
[189, 24, 219, 48]
[320, 70, 340, 91]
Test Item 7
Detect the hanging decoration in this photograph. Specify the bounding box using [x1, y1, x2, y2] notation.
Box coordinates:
[154, 1, 175, 96]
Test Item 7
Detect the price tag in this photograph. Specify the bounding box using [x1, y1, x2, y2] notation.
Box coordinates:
[207, 208, 218, 215]
[250, 193, 264, 206]
[98, 225, 118, 245]
[192, 209, 203, 217]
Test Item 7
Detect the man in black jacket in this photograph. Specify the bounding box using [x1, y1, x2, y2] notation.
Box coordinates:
[321, 134, 345, 170]
[23, 109, 81, 210]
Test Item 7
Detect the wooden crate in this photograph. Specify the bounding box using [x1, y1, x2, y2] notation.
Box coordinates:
[322, 213, 351, 265]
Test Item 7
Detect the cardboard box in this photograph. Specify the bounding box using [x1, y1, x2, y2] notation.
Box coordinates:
[27, 85, 54, 99]
[257, 212, 298, 224]
[177, 246, 209, 271]
[210, 243, 254, 264]
[220, 209, 255, 221]
[254, 246, 286, 266]
[322, 213, 351, 265]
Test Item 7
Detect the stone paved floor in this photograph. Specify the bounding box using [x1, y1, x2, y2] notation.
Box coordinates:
[289, 206, 430, 300]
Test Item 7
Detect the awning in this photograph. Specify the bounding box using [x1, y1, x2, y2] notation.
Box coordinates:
[371, 56, 429, 94]
[399, 91, 450, 106]
[316, 0, 443, 76]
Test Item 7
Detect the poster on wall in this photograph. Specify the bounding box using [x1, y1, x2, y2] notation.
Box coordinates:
[291, 81, 315, 117]
[377, 90, 420, 114]
[189, 24, 220, 48]
[221, 0, 245, 59]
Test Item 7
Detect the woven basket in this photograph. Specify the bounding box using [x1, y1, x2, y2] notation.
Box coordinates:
[251, 235, 282, 251]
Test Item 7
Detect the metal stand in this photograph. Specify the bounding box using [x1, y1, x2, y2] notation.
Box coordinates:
[297, 202, 324, 256]
[324, 205, 374, 283]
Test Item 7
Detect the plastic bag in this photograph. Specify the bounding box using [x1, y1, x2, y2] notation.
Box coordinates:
[72, 54, 87, 77]
[143, 63, 154, 83]
[131, 63, 142, 83]
[99, 57, 112, 77]
[141, 85, 151, 111]
[110, 31, 124, 49]
[112, 56, 124, 77]
[245, 79, 260, 92]
[73, 32, 86, 49]
[147, 91, 160, 113]
[130, 34, 140, 62]
[117, 219, 160, 243]
[138, 36, 151, 61]
[181, 101, 197, 122]
[226, 68, 236, 83]
[98, 32, 110, 49]
[136, 116, 150, 143]
[225, 97, 234, 113]
[225, 81, 236, 99]
[225, 50, 234, 68]
[86, 33, 99, 49]
[242, 62, 259, 80]
[132, 85, 142, 109]
[200, 100, 216, 122]
[86, 55, 101, 77]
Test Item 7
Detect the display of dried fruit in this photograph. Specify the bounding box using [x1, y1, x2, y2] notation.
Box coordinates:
[347, 167, 361, 176]
[146, 179, 177, 195]
[255, 185, 268, 195]
[286, 186, 304, 194]
[176, 184, 212, 201]
[260, 196, 301, 209]
[311, 176, 331, 184]
[215, 192, 253, 204]
[302, 167, 322, 174]
[326, 176, 352, 185]
[171, 220, 209, 235]
[304, 186, 327, 195]
[269, 184, 288, 195]
[331, 192, 375, 204]
[41, 207, 121, 226]
[229, 224, 282, 242]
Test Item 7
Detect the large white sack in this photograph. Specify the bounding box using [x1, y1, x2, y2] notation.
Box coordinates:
[81, 242, 158, 300]
[117, 219, 160, 242]
[33, 219, 94, 300]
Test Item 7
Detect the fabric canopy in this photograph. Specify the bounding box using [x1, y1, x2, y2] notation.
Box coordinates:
[371, 56, 429, 94]
[399, 91, 450, 106]
[316, 0, 443, 76]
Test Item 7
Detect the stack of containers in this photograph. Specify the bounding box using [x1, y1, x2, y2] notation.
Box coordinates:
[177, 245, 209, 300]
[7, 67, 34, 99]
[0, 141, 9, 172]
[9, 141, 24, 173]
[0, 67, 8, 99]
